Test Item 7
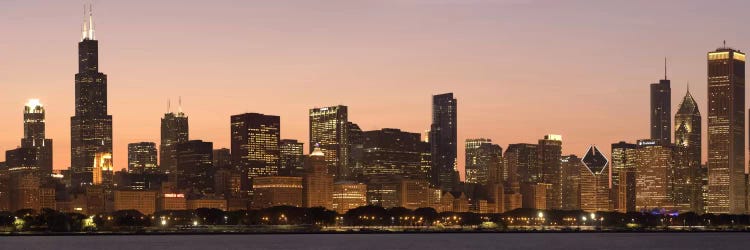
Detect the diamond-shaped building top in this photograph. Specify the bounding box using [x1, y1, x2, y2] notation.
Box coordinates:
[581, 145, 608, 175]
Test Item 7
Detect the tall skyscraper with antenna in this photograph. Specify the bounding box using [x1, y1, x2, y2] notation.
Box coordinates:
[70, 5, 113, 188]
[650, 58, 671, 144]
[160, 98, 189, 174]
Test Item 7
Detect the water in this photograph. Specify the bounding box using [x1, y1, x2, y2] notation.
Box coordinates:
[0, 233, 747, 250]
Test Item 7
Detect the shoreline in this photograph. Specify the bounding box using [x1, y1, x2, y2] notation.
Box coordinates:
[2, 229, 749, 236]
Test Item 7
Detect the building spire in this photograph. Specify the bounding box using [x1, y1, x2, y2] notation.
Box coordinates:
[81, 3, 95, 41]
[664, 57, 667, 80]
[178, 96, 183, 113]
[167, 99, 171, 113]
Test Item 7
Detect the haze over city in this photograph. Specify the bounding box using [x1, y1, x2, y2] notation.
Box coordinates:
[3, 0, 750, 177]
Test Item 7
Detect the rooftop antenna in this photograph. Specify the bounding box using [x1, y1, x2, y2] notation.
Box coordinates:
[664, 57, 667, 80]
[723, 40, 727, 49]
[178, 96, 183, 113]
[167, 99, 171, 113]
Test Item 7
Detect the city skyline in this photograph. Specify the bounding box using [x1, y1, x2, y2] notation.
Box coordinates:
[5, 1, 750, 179]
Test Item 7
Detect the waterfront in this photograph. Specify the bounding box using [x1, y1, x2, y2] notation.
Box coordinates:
[1, 233, 748, 250]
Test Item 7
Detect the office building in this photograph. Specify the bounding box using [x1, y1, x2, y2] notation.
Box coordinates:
[309, 106, 349, 180]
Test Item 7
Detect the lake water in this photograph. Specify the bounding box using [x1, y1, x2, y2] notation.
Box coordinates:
[0, 233, 747, 249]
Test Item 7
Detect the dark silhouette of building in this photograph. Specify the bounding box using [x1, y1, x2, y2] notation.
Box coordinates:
[230, 113, 281, 181]
[309, 106, 349, 180]
[70, 6, 112, 188]
[361, 128, 424, 178]
[279, 140, 304, 176]
[127, 142, 157, 174]
[5, 148, 38, 173]
[160, 102, 189, 174]
[212, 148, 232, 168]
[347, 122, 364, 180]
[176, 140, 213, 195]
[504, 143, 538, 190]
[651, 59, 671, 144]
[707, 44, 746, 214]
[21, 99, 53, 175]
[430, 93, 458, 191]
[674, 88, 703, 212]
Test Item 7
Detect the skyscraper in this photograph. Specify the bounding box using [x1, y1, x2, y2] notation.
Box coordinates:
[634, 139, 675, 211]
[361, 128, 424, 178]
[70, 6, 113, 188]
[538, 134, 562, 210]
[160, 103, 189, 174]
[651, 60, 671, 144]
[279, 139, 304, 176]
[347, 122, 364, 180]
[504, 143, 539, 187]
[561, 154, 581, 210]
[465, 138, 502, 186]
[610, 141, 637, 212]
[707, 45, 746, 214]
[127, 142, 157, 174]
[21, 99, 53, 175]
[580, 145, 611, 212]
[674, 88, 703, 212]
[176, 140, 213, 194]
[430, 93, 458, 190]
[230, 113, 281, 180]
[309, 106, 349, 180]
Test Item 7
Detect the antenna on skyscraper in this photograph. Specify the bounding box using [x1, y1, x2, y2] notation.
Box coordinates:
[178, 96, 183, 113]
[664, 57, 667, 80]
[167, 99, 171, 113]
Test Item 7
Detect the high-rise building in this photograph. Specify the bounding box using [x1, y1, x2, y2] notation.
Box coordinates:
[160, 105, 189, 174]
[212, 148, 232, 168]
[635, 139, 674, 212]
[175, 140, 213, 194]
[347, 122, 364, 180]
[465, 139, 503, 185]
[71, 6, 113, 188]
[21, 99, 53, 175]
[302, 147, 334, 209]
[707, 45, 746, 214]
[309, 106, 349, 180]
[279, 140, 304, 176]
[231, 113, 281, 180]
[5, 148, 38, 173]
[361, 128, 424, 178]
[538, 134, 562, 210]
[561, 154, 581, 210]
[650, 62, 671, 144]
[430, 93, 458, 190]
[674, 89, 703, 212]
[580, 145, 611, 212]
[611, 141, 637, 212]
[127, 142, 157, 174]
[504, 143, 538, 191]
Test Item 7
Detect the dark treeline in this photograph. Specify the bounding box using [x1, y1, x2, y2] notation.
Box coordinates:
[1, 207, 750, 232]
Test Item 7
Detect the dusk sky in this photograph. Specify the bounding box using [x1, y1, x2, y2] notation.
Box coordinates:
[2, 0, 750, 178]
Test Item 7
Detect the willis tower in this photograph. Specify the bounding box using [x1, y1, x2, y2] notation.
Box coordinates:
[71, 5, 113, 188]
